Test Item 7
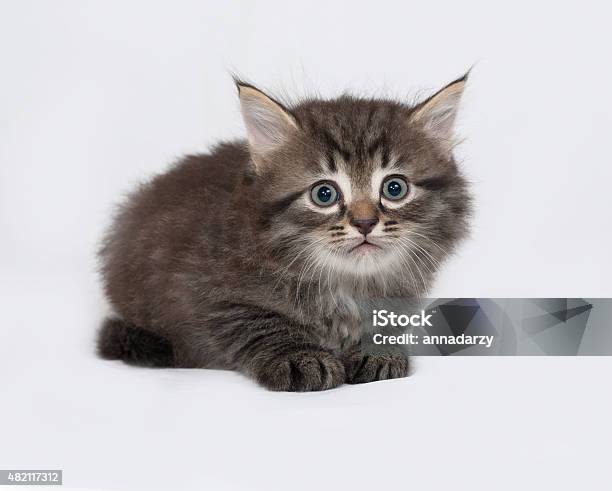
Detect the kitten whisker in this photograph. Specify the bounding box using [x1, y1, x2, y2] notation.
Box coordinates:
[389, 242, 419, 295]
[270, 236, 330, 311]
[405, 231, 448, 255]
[294, 244, 327, 314]
[395, 238, 436, 280]
[326, 249, 340, 310]
[270, 236, 327, 279]
[404, 245, 428, 294]
[399, 236, 441, 271]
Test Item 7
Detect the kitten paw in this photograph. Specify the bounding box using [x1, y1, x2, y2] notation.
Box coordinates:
[253, 349, 345, 392]
[344, 352, 409, 384]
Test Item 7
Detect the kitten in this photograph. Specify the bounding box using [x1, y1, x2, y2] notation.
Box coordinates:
[97, 75, 472, 391]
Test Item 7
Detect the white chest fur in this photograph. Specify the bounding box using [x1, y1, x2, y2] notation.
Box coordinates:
[315, 287, 363, 351]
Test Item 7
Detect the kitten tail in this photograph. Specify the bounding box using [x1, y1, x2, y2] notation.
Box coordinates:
[97, 317, 175, 368]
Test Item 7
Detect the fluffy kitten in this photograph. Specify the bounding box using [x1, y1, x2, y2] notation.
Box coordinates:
[97, 75, 472, 391]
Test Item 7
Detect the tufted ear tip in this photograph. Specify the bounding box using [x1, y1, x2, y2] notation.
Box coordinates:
[232, 76, 256, 95]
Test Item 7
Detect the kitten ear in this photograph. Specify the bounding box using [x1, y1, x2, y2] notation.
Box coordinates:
[410, 73, 468, 154]
[236, 81, 298, 160]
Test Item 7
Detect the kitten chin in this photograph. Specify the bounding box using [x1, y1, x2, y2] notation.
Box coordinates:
[97, 75, 472, 391]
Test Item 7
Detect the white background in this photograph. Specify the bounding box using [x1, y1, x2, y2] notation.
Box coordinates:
[1, 1, 611, 490]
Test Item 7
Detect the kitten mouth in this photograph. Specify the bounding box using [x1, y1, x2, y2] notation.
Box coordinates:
[348, 240, 382, 254]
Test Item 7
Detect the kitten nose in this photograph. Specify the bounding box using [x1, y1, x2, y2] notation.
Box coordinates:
[350, 218, 379, 236]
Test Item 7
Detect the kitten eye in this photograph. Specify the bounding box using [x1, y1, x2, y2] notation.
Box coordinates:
[310, 182, 339, 207]
[381, 176, 409, 201]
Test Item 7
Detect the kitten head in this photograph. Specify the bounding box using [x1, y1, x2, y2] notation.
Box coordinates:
[237, 76, 472, 295]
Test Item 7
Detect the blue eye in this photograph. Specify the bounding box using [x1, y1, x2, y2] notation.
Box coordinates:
[311, 182, 339, 207]
[382, 176, 408, 200]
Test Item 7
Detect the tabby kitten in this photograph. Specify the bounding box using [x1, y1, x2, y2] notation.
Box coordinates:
[97, 75, 472, 391]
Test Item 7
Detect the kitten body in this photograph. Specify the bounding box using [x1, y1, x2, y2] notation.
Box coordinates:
[98, 77, 472, 391]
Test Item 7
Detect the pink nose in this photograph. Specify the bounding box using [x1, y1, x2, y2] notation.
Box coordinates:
[350, 218, 378, 236]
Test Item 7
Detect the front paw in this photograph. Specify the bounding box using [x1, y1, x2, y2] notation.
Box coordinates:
[253, 349, 345, 392]
[344, 352, 409, 384]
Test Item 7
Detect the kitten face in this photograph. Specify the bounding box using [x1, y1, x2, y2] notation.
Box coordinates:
[238, 79, 472, 294]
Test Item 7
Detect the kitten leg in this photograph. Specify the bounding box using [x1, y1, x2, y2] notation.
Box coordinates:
[184, 306, 346, 392]
[342, 344, 409, 384]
